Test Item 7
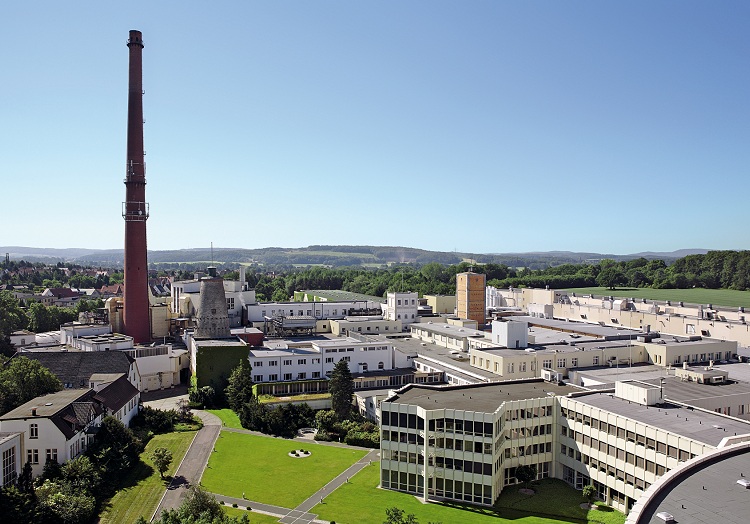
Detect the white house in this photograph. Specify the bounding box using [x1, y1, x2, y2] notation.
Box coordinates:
[0, 390, 104, 477]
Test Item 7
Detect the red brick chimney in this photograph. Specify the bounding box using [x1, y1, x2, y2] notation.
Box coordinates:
[122, 30, 151, 343]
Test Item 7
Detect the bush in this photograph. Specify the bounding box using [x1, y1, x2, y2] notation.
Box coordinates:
[130, 406, 177, 434]
[314, 430, 333, 442]
[232, 503, 238, 508]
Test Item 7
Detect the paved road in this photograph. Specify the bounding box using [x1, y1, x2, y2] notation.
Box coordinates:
[152, 410, 222, 520]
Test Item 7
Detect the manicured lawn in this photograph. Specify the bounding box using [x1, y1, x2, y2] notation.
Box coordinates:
[202, 431, 368, 508]
[564, 287, 750, 308]
[315, 464, 624, 524]
[222, 505, 281, 523]
[99, 431, 196, 523]
[496, 479, 624, 524]
[207, 408, 243, 429]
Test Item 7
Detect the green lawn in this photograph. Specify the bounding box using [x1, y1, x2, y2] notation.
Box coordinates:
[99, 431, 196, 524]
[202, 432, 368, 507]
[315, 465, 624, 524]
[207, 408, 243, 429]
[222, 505, 281, 523]
[564, 287, 750, 308]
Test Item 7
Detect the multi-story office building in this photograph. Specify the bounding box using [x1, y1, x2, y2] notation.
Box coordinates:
[380, 378, 750, 514]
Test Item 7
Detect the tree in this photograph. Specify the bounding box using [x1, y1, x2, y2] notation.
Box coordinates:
[0, 356, 63, 415]
[88, 416, 143, 481]
[225, 360, 254, 413]
[60, 455, 100, 492]
[329, 359, 354, 421]
[36, 479, 96, 524]
[384, 506, 419, 524]
[515, 464, 537, 489]
[151, 447, 173, 479]
[596, 266, 627, 290]
[0, 291, 28, 355]
[582, 484, 596, 505]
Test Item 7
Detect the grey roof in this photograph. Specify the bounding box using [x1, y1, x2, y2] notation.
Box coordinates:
[93, 375, 140, 412]
[410, 322, 488, 339]
[389, 336, 498, 381]
[639, 445, 750, 524]
[516, 315, 644, 340]
[386, 379, 580, 413]
[0, 389, 94, 420]
[17, 351, 134, 389]
[570, 392, 750, 447]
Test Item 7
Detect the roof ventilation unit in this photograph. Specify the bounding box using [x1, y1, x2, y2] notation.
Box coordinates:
[737, 479, 750, 488]
[656, 512, 676, 523]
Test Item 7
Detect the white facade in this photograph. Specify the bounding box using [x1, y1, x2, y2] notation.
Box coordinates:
[248, 335, 398, 384]
[329, 316, 402, 336]
[0, 390, 102, 477]
[60, 323, 112, 346]
[384, 292, 419, 329]
[491, 320, 528, 349]
[246, 300, 380, 324]
[0, 432, 22, 486]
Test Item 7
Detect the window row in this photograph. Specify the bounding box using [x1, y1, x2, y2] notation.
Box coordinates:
[561, 424, 695, 461]
[505, 405, 553, 421]
[427, 477, 493, 506]
[504, 441, 552, 458]
[505, 423, 552, 438]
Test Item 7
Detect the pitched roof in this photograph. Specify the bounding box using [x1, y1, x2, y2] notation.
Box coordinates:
[18, 351, 134, 389]
[93, 375, 139, 413]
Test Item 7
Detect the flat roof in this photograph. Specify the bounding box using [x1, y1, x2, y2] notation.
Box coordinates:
[516, 315, 644, 340]
[410, 322, 488, 339]
[386, 380, 580, 413]
[193, 338, 247, 348]
[389, 337, 498, 381]
[298, 290, 386, 303]
[639, 445, 750, 524]
[570, 392, 750, 447]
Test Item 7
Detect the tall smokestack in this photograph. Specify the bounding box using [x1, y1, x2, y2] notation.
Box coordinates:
[122, 30, 151, 343]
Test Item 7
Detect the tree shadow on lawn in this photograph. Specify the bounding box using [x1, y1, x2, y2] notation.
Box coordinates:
[438, 500, 588, 523]
[98, 459, 156, 512]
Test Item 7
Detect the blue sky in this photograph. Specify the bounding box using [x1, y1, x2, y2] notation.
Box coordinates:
[2, 2, 748, 255]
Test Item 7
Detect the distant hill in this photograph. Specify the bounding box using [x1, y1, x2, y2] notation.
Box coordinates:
[0, 245, 711, 269]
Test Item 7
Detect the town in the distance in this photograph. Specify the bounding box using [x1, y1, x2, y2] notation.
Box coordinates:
[2, 29, 750, 524]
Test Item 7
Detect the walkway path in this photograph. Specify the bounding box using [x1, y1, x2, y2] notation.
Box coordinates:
[152, 410, 222, 520]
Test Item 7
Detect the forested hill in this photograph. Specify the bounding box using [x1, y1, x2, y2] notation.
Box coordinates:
[0, 245, 707, 269]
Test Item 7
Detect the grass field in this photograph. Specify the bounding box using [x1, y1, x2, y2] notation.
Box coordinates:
[222, 505, 281, 523]
[207, 408, 243, 429]
[202, 432, 368, 507]
[99, 431, 196, 524]
[564, 287, 750, 308]
[315, 466, 624, 524]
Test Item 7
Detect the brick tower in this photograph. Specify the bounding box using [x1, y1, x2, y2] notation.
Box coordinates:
[122, 30, 151, 343]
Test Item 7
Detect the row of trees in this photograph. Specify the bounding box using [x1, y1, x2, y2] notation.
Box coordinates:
[220, 251, 750, 302]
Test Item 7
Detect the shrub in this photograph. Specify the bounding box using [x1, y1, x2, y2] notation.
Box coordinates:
[232, 503, 238, 508]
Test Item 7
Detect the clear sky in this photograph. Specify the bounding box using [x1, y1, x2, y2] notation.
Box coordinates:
[2, 2, 748, 255]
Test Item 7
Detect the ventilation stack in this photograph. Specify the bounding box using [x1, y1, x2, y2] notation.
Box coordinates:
[195, 277, 231, 339]
[121, 30, 151, 343]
